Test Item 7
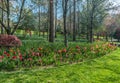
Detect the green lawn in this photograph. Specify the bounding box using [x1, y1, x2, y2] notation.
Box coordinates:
[0, 49, 120, 83]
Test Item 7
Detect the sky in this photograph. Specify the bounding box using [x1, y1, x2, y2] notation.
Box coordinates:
[111, 0, 120, 5]
[107, 0, 120, 14]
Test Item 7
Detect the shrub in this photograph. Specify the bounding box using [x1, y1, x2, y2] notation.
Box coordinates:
[0, 34, 22, 47]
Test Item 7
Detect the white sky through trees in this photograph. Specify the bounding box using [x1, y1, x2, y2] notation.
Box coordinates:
[111, 0, 120, 5]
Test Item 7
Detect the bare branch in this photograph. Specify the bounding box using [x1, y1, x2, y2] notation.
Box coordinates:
[0, 6, 7, 12]
[11, 0, 26, 34]
[0, 20, 7, 31]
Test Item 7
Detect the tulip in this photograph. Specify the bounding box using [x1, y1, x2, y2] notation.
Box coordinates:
[62, 48, 67, 53]
[19, 54, 23, 61]
[6, 53, 10, 57]
[12, 56, 17, 60]
[0, 56, 4, 59]
[58, 50, 62, 54]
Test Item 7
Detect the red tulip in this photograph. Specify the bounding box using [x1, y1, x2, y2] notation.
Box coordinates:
[0, 56, 4, 59]
[6, 53, 10, 57]
[13, 52, 16, 55]
[38, 48, 42, 51]
[4, 51, 7, 55]
[19, 55, 23, 61]
[36, 52, 40, 56]
[27, 58, 32, 61]
[12, 56, 17, 60]
[76, 46, 80, 49]
[32, 52, 35, 56]
[62, 49, 67, 53]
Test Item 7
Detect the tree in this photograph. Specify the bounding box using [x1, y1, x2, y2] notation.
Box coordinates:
[80, 0, 111, 43]
[0, 0, 26, 35]
[18, 11, 36, 31]
[31, 0, 42, 36]
[55, 0, 58, 38]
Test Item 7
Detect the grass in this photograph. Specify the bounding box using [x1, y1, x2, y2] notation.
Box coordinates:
[0, 48, 120, 83]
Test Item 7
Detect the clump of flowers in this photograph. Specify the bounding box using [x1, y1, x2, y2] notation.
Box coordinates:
[0, 34, 22, 47]
[0, 42, 117, 71]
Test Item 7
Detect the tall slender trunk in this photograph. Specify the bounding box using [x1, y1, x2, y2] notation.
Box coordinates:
[90, 15, 93, 43]
[111, 33, 113, 42]
[64, 13, 68, 47]
[1, 0, 4, 34]
[38, 5, 41, 36]
[86, 25, 89, 42]
[73, 0, 76, 41]
[7, 0, 11, 35]
[47, 6, 49, 41]
[69, 1, 72, 35]
[106, 32, 108, 41]
[63, 0, 68, 47]
[55, 1, 57, 38]
[49, 0, 55, 42]
[86, 0, 89, 42]
[77, 12, 80, 37]
[89, 1, 95, 43]
[47, 15, 49, 41]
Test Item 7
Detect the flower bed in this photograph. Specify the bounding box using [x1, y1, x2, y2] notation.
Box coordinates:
[0, 42, 117, 71]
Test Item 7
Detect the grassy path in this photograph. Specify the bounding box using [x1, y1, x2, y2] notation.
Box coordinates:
[0, 49, 120, 83]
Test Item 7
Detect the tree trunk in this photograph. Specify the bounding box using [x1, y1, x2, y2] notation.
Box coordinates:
[55, 0, 57, 38]
[90, 18, 93, 43]
[110, 33, 113, 42]
[97, 33, 99, 39]
[63, 0, 68, 47]
[7, 0, 11, 35]
[1, 0, 4, 34]
[64, 14, 68, 47]
[69, 1, 72, 35]
[86, 26, 89, 42]
[105, 32, 108, 41]
[86, 0, 89, 42]
[77, 12, 80, 38]
[38, 5, 41, 36]
[49, 0, 55, 42]
[73, 0, 76, 41]
[89, 1, 95, 43]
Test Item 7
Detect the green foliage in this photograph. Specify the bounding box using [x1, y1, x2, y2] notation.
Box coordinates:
[18, 11, 37, 30]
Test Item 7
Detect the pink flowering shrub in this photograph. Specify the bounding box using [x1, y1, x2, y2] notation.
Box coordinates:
[0, 34, 22, 47]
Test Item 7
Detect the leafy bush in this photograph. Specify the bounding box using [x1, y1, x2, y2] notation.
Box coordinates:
[0, 34, 22, 47]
